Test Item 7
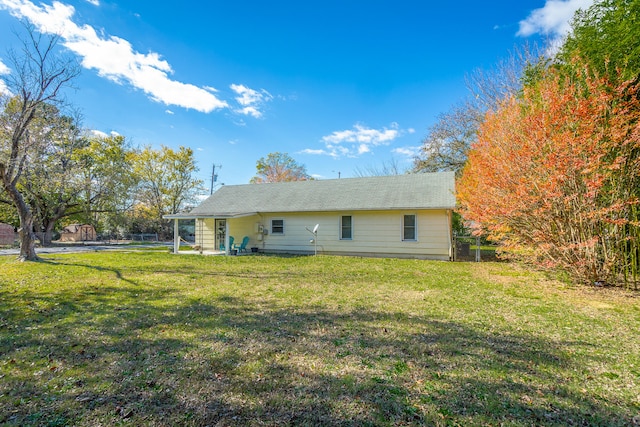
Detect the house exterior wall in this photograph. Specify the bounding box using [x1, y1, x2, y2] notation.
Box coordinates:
[222, 210, 452, 260]
[195, 218, 216, 250]
[228, 215, 261, 251]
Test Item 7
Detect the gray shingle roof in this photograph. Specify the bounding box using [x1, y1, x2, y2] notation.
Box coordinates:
[188, 172, 455, 217]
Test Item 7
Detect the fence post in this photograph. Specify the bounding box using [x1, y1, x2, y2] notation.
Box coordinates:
[452, 235, 457, 261]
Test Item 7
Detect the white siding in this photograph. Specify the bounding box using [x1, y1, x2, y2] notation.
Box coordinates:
[228, 215, 261, 251]
[226, 210, 452, 260]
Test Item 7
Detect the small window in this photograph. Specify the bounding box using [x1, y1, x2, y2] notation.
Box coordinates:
[341, 215, 352, 240]
[271, 219, 284, 234]
[403, 214, 416, 241]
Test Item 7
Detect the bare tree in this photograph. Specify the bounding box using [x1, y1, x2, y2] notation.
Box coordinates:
[0, 25, 79, 260]
[412, 101, 481, 177]
[413, 43, 548, 177]
[353, 158, 405, 177]
[465, 42, 547, 112]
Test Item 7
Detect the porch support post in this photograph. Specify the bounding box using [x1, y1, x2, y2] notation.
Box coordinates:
[225, 220, 230, 255]
[173, 218, 180, 254]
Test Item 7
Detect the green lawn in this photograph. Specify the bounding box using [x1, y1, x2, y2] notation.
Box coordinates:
[1, 252, 639, 426]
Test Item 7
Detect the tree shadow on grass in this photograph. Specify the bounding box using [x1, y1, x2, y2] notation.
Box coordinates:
[39, 258, 141, 286]
[0, 286, 636, 426]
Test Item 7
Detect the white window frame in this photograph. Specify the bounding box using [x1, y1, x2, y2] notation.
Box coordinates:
[340, 215, 353, 240]
[271, 218, 284, 235]
[402, 214, 417, 241]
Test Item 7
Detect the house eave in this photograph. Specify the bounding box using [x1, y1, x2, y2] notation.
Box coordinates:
[165, 206, 454, 220]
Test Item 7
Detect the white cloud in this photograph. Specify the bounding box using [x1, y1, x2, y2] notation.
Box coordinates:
[90, 129, 108, 138]
[306, 123, 408, 159]
[0, 58, 10, 95]
[392, 146, 421, 158]
[0, 58, 9, 75]
[0, 0, 229, 113]
[323, 123, 400, 145]
[518, 0, 594, 39]
[300, 148, 327, 156]
[165, 109, 174, 115]
[230, 83, 273, 118]
[85, 0, 99, 5]
[357, 144, 370, 155]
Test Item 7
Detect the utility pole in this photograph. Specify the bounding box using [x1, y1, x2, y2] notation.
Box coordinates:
[211, 164, 222, 195]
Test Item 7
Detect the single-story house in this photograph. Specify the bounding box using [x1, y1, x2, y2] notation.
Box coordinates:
[59, 224, 97, 242]
[0, 223, 17, 246]
[165, 172, 456, 260]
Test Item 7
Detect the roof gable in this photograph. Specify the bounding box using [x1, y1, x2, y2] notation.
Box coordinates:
[189, 172, 455, 217]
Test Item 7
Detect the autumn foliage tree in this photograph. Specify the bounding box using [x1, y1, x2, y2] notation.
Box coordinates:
[250, 152, 311, 183]
[457, 70, 640, 288]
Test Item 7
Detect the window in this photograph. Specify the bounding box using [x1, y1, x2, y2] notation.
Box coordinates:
[403, 214, 416, 241]
[340, 215, 352, 240]
[271, 219, 284, 234]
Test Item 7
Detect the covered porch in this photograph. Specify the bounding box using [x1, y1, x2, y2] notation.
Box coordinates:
[164, 212, 261, 255]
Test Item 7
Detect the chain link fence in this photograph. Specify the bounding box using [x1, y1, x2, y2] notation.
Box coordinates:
[453, 235, 498, 262]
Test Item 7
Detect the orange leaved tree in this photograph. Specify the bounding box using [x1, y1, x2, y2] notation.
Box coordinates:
[458, 71, 640, 288]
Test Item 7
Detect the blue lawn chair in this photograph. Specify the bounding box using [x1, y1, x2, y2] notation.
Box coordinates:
[221, 236, 234, 251]
[235, 236, 250, 253]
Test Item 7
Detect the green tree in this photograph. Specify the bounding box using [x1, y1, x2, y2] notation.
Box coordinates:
[14, 116, 136, 246]
[134, 145, 203, 238]
[0, 189, 18, 227]
[559, 0, 640, 82]
[19, 111, 86, 246]
[250, 152, 311, 183]
[75, 134, 138, 236]
[0, 27, 79, 260]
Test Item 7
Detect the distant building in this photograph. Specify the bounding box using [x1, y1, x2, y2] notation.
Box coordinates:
[0, 223, 16, 246]
[59, 224, 97, 242]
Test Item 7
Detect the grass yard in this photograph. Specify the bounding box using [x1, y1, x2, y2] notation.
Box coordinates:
[1, 252, 639, 426]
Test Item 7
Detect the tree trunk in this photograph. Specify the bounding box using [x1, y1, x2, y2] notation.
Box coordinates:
[42, 221, 55, 247]
[6, 186, 39, 261]
[18, 221, 38, 261]
[40, 213, 64, 247]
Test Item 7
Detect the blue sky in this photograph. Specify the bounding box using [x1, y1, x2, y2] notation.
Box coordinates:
[0, 0, 594, 190]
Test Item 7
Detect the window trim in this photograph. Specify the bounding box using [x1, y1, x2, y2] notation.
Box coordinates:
[402, 214, 417, 241]
[340, 215, 353, 240]
[271, 218, 284, 235]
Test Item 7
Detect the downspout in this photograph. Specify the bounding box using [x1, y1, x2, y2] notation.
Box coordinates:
[446, 210, 453, 261]
[258, 213, 265, 251]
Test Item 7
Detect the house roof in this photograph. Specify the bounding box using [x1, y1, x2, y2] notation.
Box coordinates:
[168, 172, 455, 219]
